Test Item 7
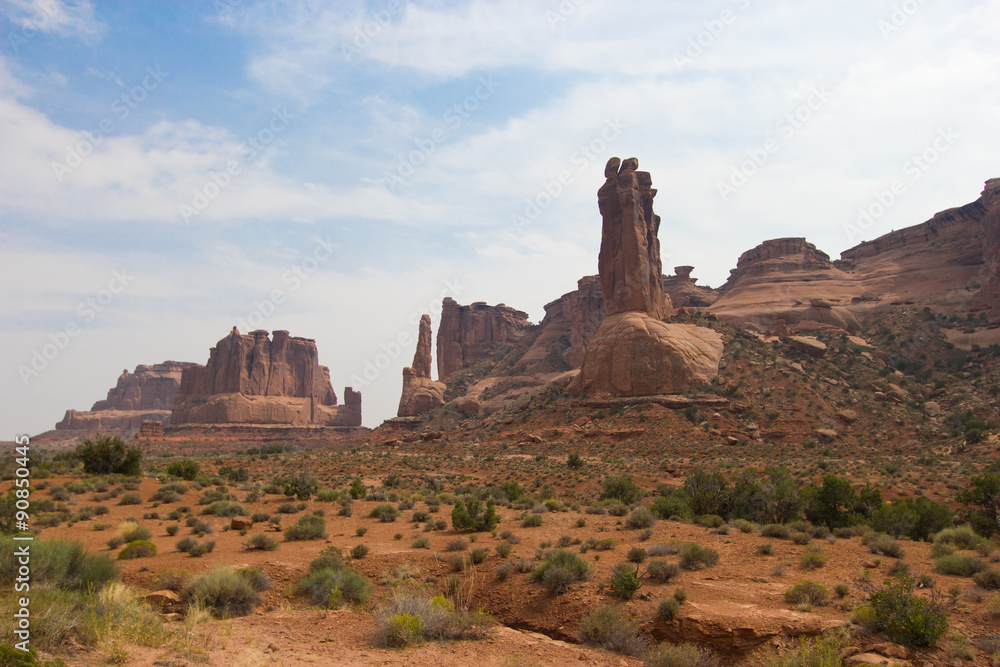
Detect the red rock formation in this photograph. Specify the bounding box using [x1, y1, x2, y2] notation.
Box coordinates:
[172, 328, 360, 426]
[662, 266, 719, 309]
[571, 157, 723, 396]
[516, 276, 604, 372]
[397, 315, 447, 417]
[597, 157, 673, 319]
[55, 361, 198, 432]
[967, 179, 1000, 321]
[436, 298, 531, 380]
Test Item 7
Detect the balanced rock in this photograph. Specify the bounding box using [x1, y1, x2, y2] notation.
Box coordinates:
[397, 315, 447, 417]
[171, 328, 361, 426]
[571, 158, 722, 396]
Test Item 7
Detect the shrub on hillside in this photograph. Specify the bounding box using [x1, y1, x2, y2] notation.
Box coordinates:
[166, 459, 199, 480]
[284, 514, 327, 541]
[530, 549, 591, 594]
[186, 566, 261, 618]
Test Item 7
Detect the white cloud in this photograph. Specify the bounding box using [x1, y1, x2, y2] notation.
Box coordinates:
[4, 0, 106, 44]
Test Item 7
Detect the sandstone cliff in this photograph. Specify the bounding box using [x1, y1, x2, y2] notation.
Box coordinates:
[436, 298, 531, 380]
[172, 328, 360, 426]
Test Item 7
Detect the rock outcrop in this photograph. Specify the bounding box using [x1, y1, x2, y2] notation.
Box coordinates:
[55, 361, 198, 432]
[397, 315, 447, 417]
[515, 276, 604, 373]
[969, 178, 1000, 321]
[171, 328, 361, 426]
[571, 157, 723, 396]
[436, 298, 531, 380]
[662, 266, 719, 309]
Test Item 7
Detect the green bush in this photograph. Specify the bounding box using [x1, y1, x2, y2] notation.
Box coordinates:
[521, 513, 543, 528]
[864, 533, 905, 558]
[625, 506, 655, 529]
[973, 568, 1000, 590]
[243, 534, 279, 551]
[281, 472, 319, 501]
[784, 580, 829, 606]
[369, 503, 401, 522]
[600, 476, 643, 505]
[350, 544, 369, 559]
[117, 540, 156, 560]
[684, 468, 726, 516]
[0, 537, 115, 591]
[768, 633, 845, 667]
[370, 591, 491, 647]
[75, 435, 142, 476]
[761, 523, 792, 539]
[200, 501, 247, 518]
[451, 498, 498, 532]
[651, 489, 691, 520]
[933, 525, 983, 550]
[647, 560, 680, 583]
[679, 543, 719, 570]
[236, 567, 272, 592]
[166, 459, 199, 480]
[186, 566, 261, 618]
[119, 522, 151, 542]
[626, 546, 647, 563]
[610, 563, 642, 600]
[644, 642, 719, 667]
[296, 566, 371, 607]
[934, 553, 989, 577]
[578, 605, 648, 656]
[657, 597, 680, 620]
[853, 575, 948, 647]
[284, 514, 327, 541]
[800, 545, 827, 570]
[530, 549, 591, 594]
[348, 477, 368, 500]
[956, 473, 1000, 536]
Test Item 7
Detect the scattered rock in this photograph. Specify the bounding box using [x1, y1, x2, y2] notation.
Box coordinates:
[923, 401, 942, 417]
[789, 336, 827, 358]
[836, 410, 859, 424]
[230, 517, 253, 531]
[814, 428, 838, 443]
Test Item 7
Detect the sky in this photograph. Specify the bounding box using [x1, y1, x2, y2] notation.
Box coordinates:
[1, 0, 998, 438]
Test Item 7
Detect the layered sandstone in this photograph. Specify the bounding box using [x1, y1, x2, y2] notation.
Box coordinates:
[663, 266, 719, 309]
[515, 276, 604, 373]
[55, 361, 198, 432]
[172, 328, 360, 426]
[571, 157, 723, 396]
[436, 298, 531, 380]
[397, 315, 447, 417]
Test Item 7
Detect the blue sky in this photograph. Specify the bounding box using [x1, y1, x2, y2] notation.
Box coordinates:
[1, 0, 998, 437]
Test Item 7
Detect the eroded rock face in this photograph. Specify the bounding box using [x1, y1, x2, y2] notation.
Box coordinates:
[662, 266, 719, 309]
[55, 361, 198, 432]
[516, 276, 604, 373]
[172, 328, 360, 426]
[597, 157, 672, 319]
[436, 298, 531, 380]
[973, 178, 1000, 321]
[397, 315, 447, 417]
[572, 158, 722, 396]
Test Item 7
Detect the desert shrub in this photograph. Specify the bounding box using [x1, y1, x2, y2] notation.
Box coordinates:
[956, 472, 1000, 536]
[166, 459, 200, 480]
[657, 596, 681, 620]
[934, 525, 984, 550]
[521, 513, 543, 528]
[627, 546, 648, 563]
[800, 545, 827, 570]
[243, 534, 279, 551]
[276, 502, 304, 514]
[451, 497, 499, 532]
[118, 493, 142, 506]
[767, 632, 845, 667]
[651, 490, 691, 520]
[296, 566, 371, 607]
[369, 503, 401, 523]
[579, 605, 648, 656]
[853, 575, 948, 647]
[863, 533, 905, 558]
[0, 537, 115, 591]
[470, 547, 489, 564]
[600, 476, 643, 505]
[605, 501, 629, 517]
[281, 472, 320, 500]
[350, 544, 369, 559]
[695, 514, 725, 528]
[187, 540, 215, 557]
[106, 535, 125, 550]
[626, 506, 655, 529]
[200, 501, 247, 518]
[610, 563, 642, 600]
[117, 540, 156, 560]
[309, 547, 346, 572]
[75, 435, 142, 476]
[647, 560, 680, 583]
[219, 465, 249, 482]
[186, 566, 261, 618]
[530, 549, 591, 593]
[412, 536, 430, 549]
[370, 591, 491, 647]
[973, 568, 1000, 590]
[648, 542, 681, 557]
[679, 543, 719, 570]
[445, 537, 469, 552]
[934, 553, 989, 577]
[784, 580, 829, 606]
[175, 536, 198, 553]
[496, 540, 513, 558]
[236, 567, 272, 592]
[684, 467, 727, 516]
[567, 453, 584, 469]
[644, 642, 719, 667]
[761, 523, 792, 539]
[284, 514, 327, 541]
[119, 521, 151, 542]
[348, 477, 368, 500]
[872, 496, 952, 541]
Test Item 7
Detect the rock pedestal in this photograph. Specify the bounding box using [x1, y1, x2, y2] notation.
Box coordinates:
[397, 315, 447, 417]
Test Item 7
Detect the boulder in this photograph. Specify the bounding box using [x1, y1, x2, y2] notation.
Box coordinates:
[451, 397, 482, 416]
[788, 336, 827, 358]
[144, 589, 183, 614]
[230, 517, 253, 531]
[571, 313, 724, 396]
[397, 314, 447, 417]
[836, 409, 859, 424]
[814, 428, 838, 443]
[923, 401, 942, 417]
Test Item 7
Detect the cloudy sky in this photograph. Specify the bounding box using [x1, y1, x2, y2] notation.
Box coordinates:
[1, 0, 998, 438]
